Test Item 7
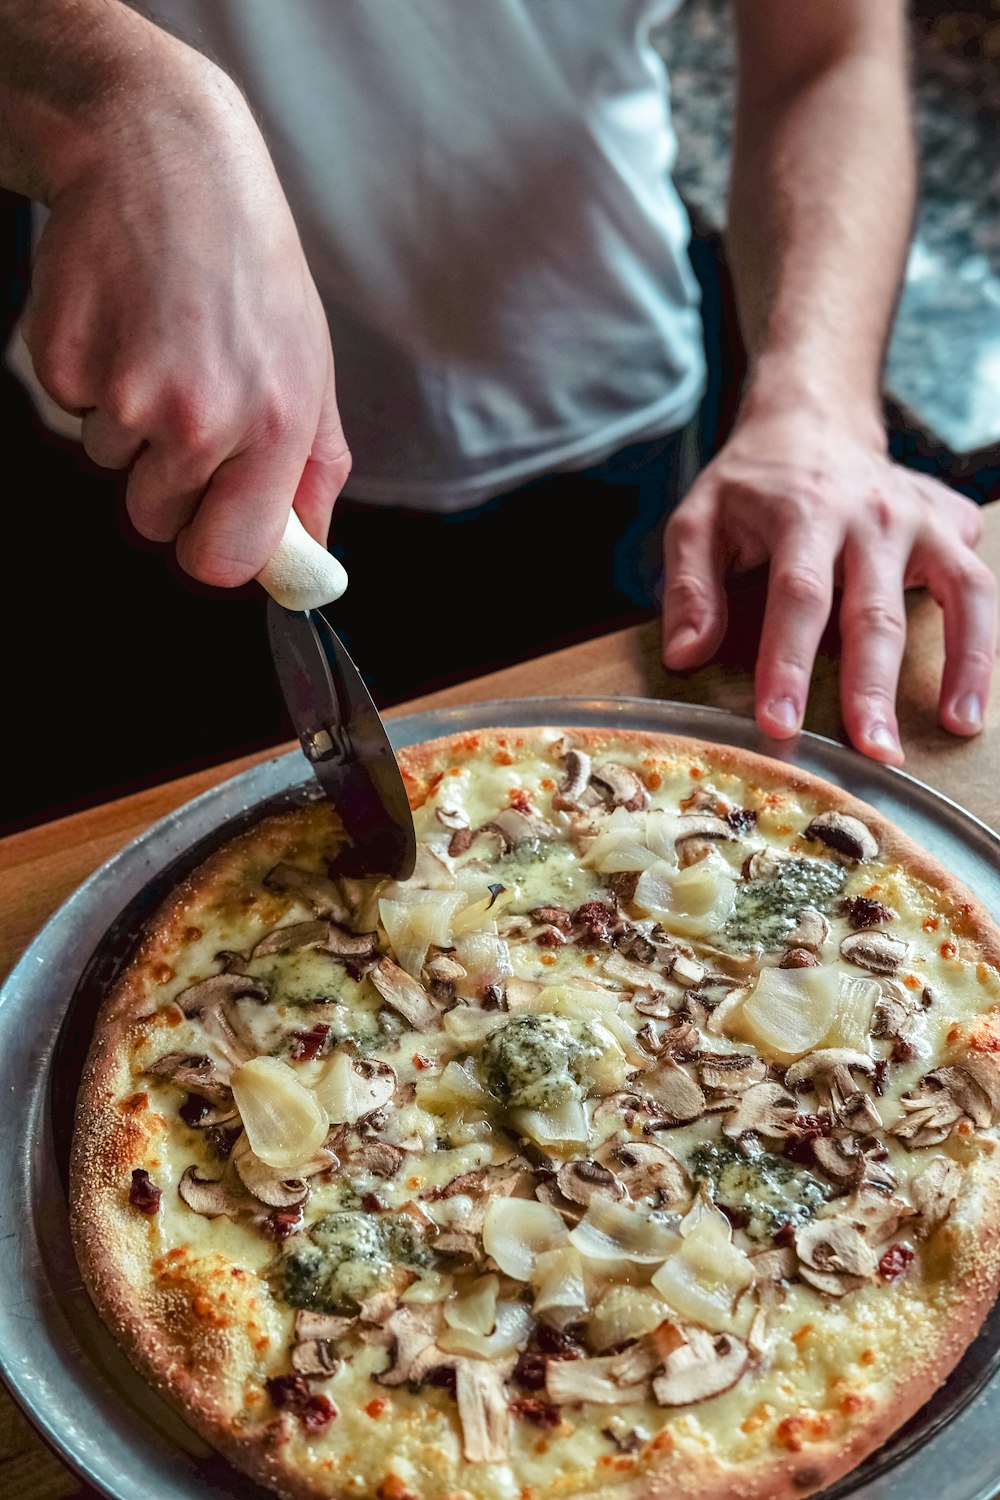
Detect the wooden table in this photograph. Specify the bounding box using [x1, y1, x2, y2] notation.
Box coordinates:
[1, 500, 997, 1498]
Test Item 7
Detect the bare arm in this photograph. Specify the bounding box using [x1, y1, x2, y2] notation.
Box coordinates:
[0, 0, 350, 586]
[662, 0, 995, 762]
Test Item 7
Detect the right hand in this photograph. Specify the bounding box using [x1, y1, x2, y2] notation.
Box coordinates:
[22, 27, 350, 587]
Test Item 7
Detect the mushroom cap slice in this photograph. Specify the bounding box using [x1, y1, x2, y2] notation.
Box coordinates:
[556, 1160, 625, 1206]
[840, 930, 911, 976]
[369, 957, 441, 1031]
[803, 812, 879, 862]
[177, 1165, 248, 1218]
[590, 763, 649, 812]
[637, 1058, 706, 1123]
[722, 1081, 798, 1141]
[251, 920, 332, 959]
[794, 1216, 878, 1295]
[264, 863, 350, 921]
[605, 1141, 690, 1206]
[652, 1327, 749, 1406]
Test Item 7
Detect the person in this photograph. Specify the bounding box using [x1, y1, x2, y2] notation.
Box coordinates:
[0, 0, 994, 770]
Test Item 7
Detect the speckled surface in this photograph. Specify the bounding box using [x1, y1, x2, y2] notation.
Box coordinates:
[656, 0, 1000, 459]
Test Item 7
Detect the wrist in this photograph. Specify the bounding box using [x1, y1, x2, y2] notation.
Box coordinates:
[0, 7, 236, 200]
[737, 350, 888, 454]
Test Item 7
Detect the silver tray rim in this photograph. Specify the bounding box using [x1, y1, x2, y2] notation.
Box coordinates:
[2, 694, 1000, 1500]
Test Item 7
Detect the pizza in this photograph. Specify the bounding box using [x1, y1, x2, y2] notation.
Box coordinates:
[70, 725, 1000, 1500]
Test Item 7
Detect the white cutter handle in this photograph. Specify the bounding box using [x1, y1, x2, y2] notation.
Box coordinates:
[256, 509, 348, 611]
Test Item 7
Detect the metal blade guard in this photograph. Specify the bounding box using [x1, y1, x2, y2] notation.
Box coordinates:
[267, 600, 416, 880]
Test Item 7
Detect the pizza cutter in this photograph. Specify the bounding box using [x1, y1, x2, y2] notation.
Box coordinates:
[257, 512, 417, 880]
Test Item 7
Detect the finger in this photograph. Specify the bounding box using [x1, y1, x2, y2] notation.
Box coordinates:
[125, 444, 210, 542]
[916, 539, 998, 737]
[174, 441, 308, 589]
[911, 473, 982, 550]
[754, 524, 837, 740]
[80, 407, 146, 471]
[838, 536, 910, 765]
[290, 356, 352, 546]
[661, 494, 727, 669]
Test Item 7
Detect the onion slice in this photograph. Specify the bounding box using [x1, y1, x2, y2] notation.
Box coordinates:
[229, 1057, 328, 1171]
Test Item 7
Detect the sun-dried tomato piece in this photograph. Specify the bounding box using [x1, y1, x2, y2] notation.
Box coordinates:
[511, 1397, 561, 1428]
[783, 1112, 831, 1163]
[572, 900, 617, 947]
[290, 1023, 331, 1062]
[128, 1168, 162, 1215]
[878, 1243, 915, 1282]
[265, 1374, 337, 1430]
[726, 807, 757, 835]
[843, 896, 897, 929]
[261, 1207, 303, 1241]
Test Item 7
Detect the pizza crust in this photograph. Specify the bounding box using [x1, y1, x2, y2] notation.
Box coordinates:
[69, 726, 1000, 1500]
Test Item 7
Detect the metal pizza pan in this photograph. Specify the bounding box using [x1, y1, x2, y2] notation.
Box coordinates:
[1, 697, 999, 1500]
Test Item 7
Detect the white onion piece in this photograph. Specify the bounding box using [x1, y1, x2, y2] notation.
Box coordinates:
[511, 1098, 589, 1147]
[452, 886, 513, 937]
[442, 1006, 507, 1046]
[401, 1272, 454, 1304]
[415, 1060, 490, 1112]
[438, 1299, 532, 1358]
[425, 1194, 476, 1227]
[528, 981, 619, 1019]
[576, 1023, 628, 1093]
[531, 1247, 590, 1327]
[380, 890, 468, 978]
[651, 1194, 754, 1333]
[453, 931, 513, 994]
[587, 1285, 670, 1352]
[826, 974, 880, 1051]
[384, 844, 455, 893]
[570, 1197, 682, 1265]
[644, 809, 688, 861]
[229, 1057, 328, 1171]
[632, 860, 675, 919]
[443, 1273, 500, 1336]
[662, 854, 736, 938]
[483, 1198, 568, 1280]
[312, 1049, 395, 1124]
[597, 1011, 650, 1067]
[580, 808, 648, 871]
[740, 965, 839, 1063]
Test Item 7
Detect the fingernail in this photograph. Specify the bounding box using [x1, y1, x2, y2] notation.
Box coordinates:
[868, 724, 900, 754]
[664, 627, 699, 665]
[952, 692, 982, 731]
[766, 698, 800, 734]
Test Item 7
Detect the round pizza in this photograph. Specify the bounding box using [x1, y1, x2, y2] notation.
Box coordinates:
[70, 726, 1000, 1500]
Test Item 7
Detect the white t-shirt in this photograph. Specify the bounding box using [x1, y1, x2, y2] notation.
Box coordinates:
[16, 1, 707, 511]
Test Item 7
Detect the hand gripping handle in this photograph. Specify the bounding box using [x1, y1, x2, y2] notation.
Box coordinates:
[256, 510, 348, 611]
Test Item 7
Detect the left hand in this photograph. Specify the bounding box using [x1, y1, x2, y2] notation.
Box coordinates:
[660, 409, 997, 764]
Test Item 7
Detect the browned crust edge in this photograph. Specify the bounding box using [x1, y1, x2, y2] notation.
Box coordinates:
[69, 725, 1000, 1500]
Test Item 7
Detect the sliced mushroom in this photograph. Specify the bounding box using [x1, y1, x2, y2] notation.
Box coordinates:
[784, 1049, 876, 1117]
[786, 908, 831, 952]
[794, 1216, 878, 1295]
[456, 1356, 517, 1463]
[590, 763, 649, 812]
[671, 954, 707, 988]
[909, 1156, 962, 1230]
[892, 1079, 969, 1148]
[872, 979, 924, 1041]
[177, 1165, 248, 1218]
[145, 1051, 234, 1102]
[603, 950, 678, 995]
[348, 1140, 405, 1179]
[425, 952, 467, 986]
[295, 1310, 356, 1341]
[553, 748, 593, 811]
[177, 973, 267, 1068]
[698, 1053, 767, 1095]
[750, 1246, 796, 1308]
[742, 847, 789, 881]
[325, 923, 379, 958]
[264, 863, 350, 921]
[635, 992, 684, 1020]
[721, 1081, 798, 1142]
[606, 1141, 690, 1205]
[546, 1352, 652, 1406]
[840, 930, 911, 976]
[369, 957, 441, 1031]
[231, 1133, 334, 1207]
[291, 1340, 341, 1378]
[803, 812, 879, 863]
[435, 805, 469, 832]
[779, 947, 819, 970]
[251, 920, 332, 959]
[811, 1134, 864, 1183]
[652, 1327, 749, 1406]
[556, 1160, 625, 1206]
[638, 1059, 706, 1123]
[376, 1305, 443, 1386]
[842, 1184, 914, 1245]
[482, 807, 556, 851]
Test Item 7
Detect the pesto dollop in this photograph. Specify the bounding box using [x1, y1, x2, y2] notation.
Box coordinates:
[724, 857, 846, 950]
[689, 1141, 834, 1242]
[479, 1013, 603, 1110]
[277, 1211, 434, 1313]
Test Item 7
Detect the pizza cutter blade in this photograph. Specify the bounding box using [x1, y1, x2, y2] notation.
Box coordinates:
[266, 598, 417, 880]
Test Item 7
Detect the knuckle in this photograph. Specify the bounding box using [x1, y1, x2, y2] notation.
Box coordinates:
[29, 342, 83, 408]
[254, 394, 300, 448]
[959, 646, 997, 674]
[665, 570, 708, 612]
[951, 556, 997, 601]
[772, 566, 829, 611]
[845, 601, 907, 645]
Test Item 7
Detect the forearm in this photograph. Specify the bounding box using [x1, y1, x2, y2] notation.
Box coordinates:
[0, 0, 232, 199]
[726, 0, 915, 437]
